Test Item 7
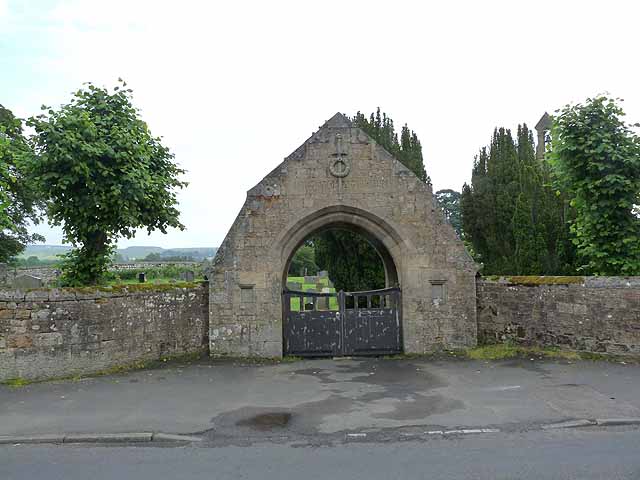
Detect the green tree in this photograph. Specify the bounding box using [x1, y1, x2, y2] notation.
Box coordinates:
[461, 124, 575, 274]
[313, 230, 385, 291]
[28, 81, 187, 285]
[288, 241, 319, 277]
[312, 109, 429, 290]
[352, 108, 429, 182]
[549, 96, 640, 275]
[0, 105, 44, 263]
[435, 189, 462, 237]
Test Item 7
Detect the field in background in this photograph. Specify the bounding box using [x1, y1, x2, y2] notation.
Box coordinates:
[107, 265, 205, 285]
[18, 245, 217, 262]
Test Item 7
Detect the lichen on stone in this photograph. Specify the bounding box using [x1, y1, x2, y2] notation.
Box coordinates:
[506, 276, 585, 286]
[482, 276, 585, 286]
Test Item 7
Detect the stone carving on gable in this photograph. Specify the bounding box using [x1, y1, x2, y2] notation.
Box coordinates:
[328, 133, 351, 178]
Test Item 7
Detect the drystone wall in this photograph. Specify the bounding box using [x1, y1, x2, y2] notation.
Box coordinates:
[477, 277, 640, 355]
[0, 284, 208, 381]
[1, 266, 61, 287]
[0, 262, 204, 288]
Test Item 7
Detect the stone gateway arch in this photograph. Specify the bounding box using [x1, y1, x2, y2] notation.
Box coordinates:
[209, 113, 478, 357]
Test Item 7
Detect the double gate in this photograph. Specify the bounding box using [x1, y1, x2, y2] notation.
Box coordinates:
[283, 287, 402, 357]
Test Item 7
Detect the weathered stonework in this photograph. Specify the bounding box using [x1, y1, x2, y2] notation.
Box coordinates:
[0, 284, 208, 381]
[477, 277, 640, 355]
[209, 113, 478, 357]
[3, 276, 640, 380]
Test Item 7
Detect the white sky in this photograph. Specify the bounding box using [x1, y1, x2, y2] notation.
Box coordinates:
[3, 0, 640, 248]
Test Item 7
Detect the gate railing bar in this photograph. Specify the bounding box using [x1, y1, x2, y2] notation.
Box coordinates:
[283, 289, 337, 297]
[285, 286, 400, 297]
[343, 286, 401, 295]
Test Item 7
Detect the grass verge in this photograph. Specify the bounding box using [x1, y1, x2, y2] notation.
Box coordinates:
[383, 345, 637, 363]
[0, 350, 208, 388]
[467, 344, 581, 361]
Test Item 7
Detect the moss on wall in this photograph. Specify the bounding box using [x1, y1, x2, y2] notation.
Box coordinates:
[24, 281, 205, 295]
[482, 276, 585, 286]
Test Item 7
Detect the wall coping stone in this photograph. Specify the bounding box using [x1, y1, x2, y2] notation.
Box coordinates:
[480, 276, 640, 288]
[0, 289, 26, 301]
[0, 282, 207, 303]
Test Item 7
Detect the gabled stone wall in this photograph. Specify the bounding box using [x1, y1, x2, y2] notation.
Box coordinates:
[477, 277, 640, 355]
[0, 284, 208, 382]
[209, 113, 478, 357]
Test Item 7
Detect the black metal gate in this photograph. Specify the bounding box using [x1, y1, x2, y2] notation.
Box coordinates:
[283, 287, 402, 357]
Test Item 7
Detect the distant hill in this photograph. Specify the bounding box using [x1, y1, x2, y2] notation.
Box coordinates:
[131, 247, 218, 261]
[154, 248, 218, 261]
[21, 245, 218, 262]
[116, 246, 164, 260]
[21, 245, 72, 260]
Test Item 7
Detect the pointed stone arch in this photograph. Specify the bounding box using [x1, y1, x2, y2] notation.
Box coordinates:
[209, 113, 478, 357]
[276, 205, 405, 289]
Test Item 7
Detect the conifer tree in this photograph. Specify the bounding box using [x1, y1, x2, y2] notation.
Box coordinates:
[310, 108, 429, 290]
[461, 123, 575, 274]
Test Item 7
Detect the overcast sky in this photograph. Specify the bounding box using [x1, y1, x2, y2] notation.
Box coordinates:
[2, 0, 639, 248]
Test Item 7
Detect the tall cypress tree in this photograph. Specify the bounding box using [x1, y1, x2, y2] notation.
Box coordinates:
[353, 108, 429, 183]
[307, 108, 429, 290]
[461, 123, 575, 275]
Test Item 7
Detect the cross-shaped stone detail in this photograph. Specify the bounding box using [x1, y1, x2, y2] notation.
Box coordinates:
[329, 134, 351, 198]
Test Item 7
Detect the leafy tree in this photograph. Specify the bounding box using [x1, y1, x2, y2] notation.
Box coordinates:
[111, 252, 126, 264]
[461, 124, 575, 274]
[142, 251, 195, 262]
[27, 81, 187, 285]
[549, 96, 640, 275]
[15, 256, 61, 267]
[0, 105, 44, 263]
[435, 189, 462, 237]
[311, 109, 429, 290]
[288, 242, 319, 277]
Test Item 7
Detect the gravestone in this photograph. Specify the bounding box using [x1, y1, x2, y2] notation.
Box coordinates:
[316, 295, 329, 310]
[287, 282, 302, 291]
[138, 272, 146, 283]
[180, 270, 195, 282]
[12, 274, 44, 289]
[318, 271, 328, 278]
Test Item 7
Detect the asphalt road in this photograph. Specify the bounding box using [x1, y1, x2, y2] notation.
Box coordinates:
[2, 428, 640, 480]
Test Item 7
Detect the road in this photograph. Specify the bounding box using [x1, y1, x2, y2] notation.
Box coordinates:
[2, 428, 640, 480]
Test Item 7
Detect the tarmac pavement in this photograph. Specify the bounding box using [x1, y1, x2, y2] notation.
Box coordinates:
[2, 356, 640, 444]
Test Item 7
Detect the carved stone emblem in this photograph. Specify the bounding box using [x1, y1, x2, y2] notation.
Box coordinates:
[329, 134, 351, 178]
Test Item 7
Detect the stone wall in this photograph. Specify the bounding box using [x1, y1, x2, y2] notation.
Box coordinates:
[477, 277, 640, 355]
[111, 261, 201, 270]
[0, 284, 209, 382]
[1, 266, 61, 287]
[0, 262, 204, 288]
